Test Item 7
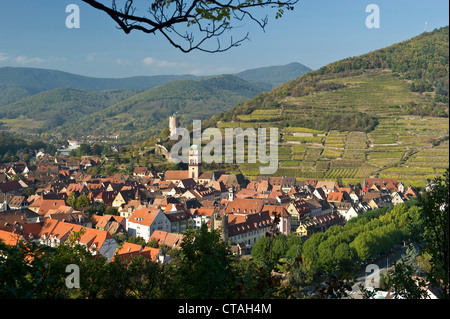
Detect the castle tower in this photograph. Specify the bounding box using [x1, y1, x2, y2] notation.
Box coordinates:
[213, 211, 229, 244]
[189, 144, 202, 180]
[221, 213, 229, 244]
[169, 114, 180, 139]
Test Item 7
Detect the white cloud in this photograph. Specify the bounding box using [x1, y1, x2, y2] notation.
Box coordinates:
[0, 52, 68, 65]
[142, 56, 186, 68]
[0, 52, 11, 62]
[13, 55, 45, 64]
[142, 56, 156, 66]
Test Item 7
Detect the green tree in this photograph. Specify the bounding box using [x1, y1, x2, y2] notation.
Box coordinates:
[22, 187, 35, 198]
[147, 238, 160, 248]
[251, 236, 279, 267]
[105, 207, 119, 216]
[77, 143, 92, 156]
[285, 234, 303, 259]
[419, 169, 449, 298]
[92, 144, 102, 156]
[66, 192, 77, 208]
[302, 232, 325, 270]
[334, 243, 356, 271]
[286, 248, 314, 295]
[317, 240, 336, 272]
[127, 160, 135, 174]
[350, 232, 375, 262]
[75, 194, 92, 209]
[385, 254, 429, 299]
[175, 224, 236, 298]
[160, 127, 170, 141]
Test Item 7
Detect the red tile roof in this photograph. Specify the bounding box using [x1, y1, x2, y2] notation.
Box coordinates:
[0, 230, 22, 246]
[327, 192, 344, 202]
[165, 170, 190, 181]
[113, 242, 159, 262]
[225, 198, 265, 215]
[129, 208, 162, 227]
[149, 230, 185, 249]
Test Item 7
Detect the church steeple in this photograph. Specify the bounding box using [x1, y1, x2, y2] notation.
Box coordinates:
[189, 144, 202, 180]
[228, 187, 235, 202]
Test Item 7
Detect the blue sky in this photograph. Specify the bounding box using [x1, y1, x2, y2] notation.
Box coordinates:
[0, 0, 448, 78]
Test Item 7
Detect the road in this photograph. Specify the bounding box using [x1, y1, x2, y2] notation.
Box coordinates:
[345, 245, 409, 299]
[296, 244, 414, 299]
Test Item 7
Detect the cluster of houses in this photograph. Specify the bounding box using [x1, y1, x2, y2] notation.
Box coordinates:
[0, 149, 419, 262]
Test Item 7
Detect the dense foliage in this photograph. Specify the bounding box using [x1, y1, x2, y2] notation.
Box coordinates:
[0, 132, 55, 163]
[0, 88, 139, 132]
[250, 199, 422, 295]
[0, 224, 290, 299]
[58, 75, 263, 142]
[418, 169, 449, 298]
[307, 26, 449, 112]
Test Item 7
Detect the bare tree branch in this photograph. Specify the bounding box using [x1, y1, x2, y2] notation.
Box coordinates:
[80, 0, 299, 53]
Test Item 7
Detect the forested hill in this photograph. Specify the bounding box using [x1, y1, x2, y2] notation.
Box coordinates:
[52, 74, 265, 141]
[0, 62, 311, 106]
[221, 25, 449, 132]
[0, 67, 197, 106]
[0, 62, 312, 141]
[280, 25, 449, 102]
[0, 88, 139, 131]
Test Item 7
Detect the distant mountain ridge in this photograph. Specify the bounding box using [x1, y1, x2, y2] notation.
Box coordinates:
[0, 62, 311, 106]
[0, 62, 312, 141]
[0, 67, 197, 105]
[234, 62, 313, 90]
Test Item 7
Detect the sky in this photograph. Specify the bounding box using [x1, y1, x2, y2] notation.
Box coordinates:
[0, 0, 448, 78]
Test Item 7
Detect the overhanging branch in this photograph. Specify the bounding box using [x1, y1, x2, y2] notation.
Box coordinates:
[80, 0, 299, 53]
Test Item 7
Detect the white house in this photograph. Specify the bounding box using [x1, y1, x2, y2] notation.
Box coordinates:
[349, 192, 360, 204]
[332, 202, 353, 217]
[227, 211, 273, 249]
[127, 208, 170, 242]
[390, 192, 405, 206]
[340, 206, 360, 221]
[263, 204, 292, 235]
[190, 207, 216, 229]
